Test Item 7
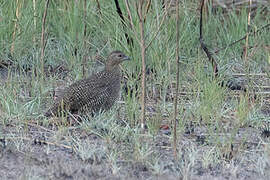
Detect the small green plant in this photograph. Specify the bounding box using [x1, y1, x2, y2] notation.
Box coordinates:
[147, 106, 163, 135]
[236, 94, 250, 127]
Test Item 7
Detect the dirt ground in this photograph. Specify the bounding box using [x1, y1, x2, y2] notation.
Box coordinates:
[1, 118, 270, 180]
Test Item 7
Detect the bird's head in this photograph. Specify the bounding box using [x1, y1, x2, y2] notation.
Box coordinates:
[105, 51, 130, 71]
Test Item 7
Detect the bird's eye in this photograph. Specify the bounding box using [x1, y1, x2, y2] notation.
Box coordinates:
[118, 54, 123, 58]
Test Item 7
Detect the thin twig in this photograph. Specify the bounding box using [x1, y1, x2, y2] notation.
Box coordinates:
[138, 0, 147, 130]
[215, 23, 270, 54]
[145, 3, 169, 50]
[40, 0, 50, 82]
[124, 0, 140, 43]
[143, 0, 151, 22]
[33, 0, 37, 44]
[11, 0, 22, 55]
[114, 0, 133, 46]
[173, 0, 180, 159]
[199, 0, 218, 78]
[6, 136, 72, 150]
[243, 0, 252, 61]
[82, 0, 87, 78]
[244, 0, 253, 99]
[23, 122, 54, 133]
[95, 0, 101, 15]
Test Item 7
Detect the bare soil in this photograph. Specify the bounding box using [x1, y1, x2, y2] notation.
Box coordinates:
[1, 118, 270, 180]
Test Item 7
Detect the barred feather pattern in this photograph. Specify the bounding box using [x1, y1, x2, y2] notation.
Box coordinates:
[258, 119, 270, 138]
[45, 69, 121, 117]
[45, 50, 129, 117]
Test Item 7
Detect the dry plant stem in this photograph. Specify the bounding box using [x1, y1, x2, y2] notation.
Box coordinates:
[244, 0, 252, 99]
[95, 0, 101, 15]
[215, 23, 270, 54]
[145, 4, 169, 50]
[243, 0, 252, 61]
[173, 0, 180, 159]
[138, 0, 146, 129]
[124, 0, 140, 43]
[114, 0, 133, 46]
[143, 0, 151, 22]
[41, 0, 50, 83]
[33, 0, 37, 44]
[5, 137, 72, 150]
[199, 0, 218, 77]
[11, 0, 22, 55]
[82, 0, 87, 78]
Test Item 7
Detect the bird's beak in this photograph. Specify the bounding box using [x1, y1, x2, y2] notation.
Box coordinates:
[123, 55, 131, 61]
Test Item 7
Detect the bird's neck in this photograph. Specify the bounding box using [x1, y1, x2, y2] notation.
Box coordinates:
[105, 65, 121, 74]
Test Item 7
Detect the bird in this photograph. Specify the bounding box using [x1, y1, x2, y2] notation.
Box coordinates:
[44, 50, 130, 117]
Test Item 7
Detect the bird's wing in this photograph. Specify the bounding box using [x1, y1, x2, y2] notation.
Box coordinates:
[64, 71, 115, 111]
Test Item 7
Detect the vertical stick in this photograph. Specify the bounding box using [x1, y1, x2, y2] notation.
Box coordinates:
[96, 0, 101, 15]
[138, 0, 146, 129]
[173, 0, 180, 159]
[11, 0, 22, 55]
[244, 0, 252, 100]
[40, 0, 50, 83]
[33, 0, 37, 44]
[199, 0, 219, 78]
[243, 0, 252, 61]
[143, 0, 151, 22]
[124, 0, 140, 43]
[114, 0, 134, 46]
[82, 0, 87, 78]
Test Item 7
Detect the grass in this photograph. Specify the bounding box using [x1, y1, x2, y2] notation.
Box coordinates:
[0, 0, 270, 179]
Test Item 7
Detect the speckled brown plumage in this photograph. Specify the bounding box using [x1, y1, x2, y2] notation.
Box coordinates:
[45, 50, 130, 117]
